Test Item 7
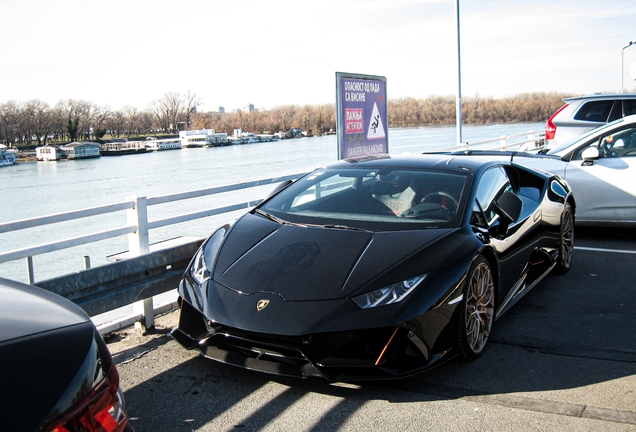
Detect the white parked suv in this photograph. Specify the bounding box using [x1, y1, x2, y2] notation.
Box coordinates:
[545, 94, 636, 146]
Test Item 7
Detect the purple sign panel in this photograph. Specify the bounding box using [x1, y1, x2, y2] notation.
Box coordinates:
[336, 72, 388, 160]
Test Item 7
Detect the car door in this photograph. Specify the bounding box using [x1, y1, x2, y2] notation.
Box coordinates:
[562, 125, 636, 224]
[473, 165, 543, 297]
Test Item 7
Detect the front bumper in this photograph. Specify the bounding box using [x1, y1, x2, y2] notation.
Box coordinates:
[171, 298, 454, 381]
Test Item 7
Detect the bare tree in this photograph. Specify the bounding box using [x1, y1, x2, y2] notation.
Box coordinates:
[0, 101, 22, 146]
[275, 105, 298, 132]
[24, 99, 54, 146]
[138, 111, 156, 135]
[105, 110, 126, 138]
[122, 106, 140, 137]
[149, 92, 185, 133]
[55, 99, 91, 141]
[90, 105, 113, 140]
[247, 110, 263, 133]
[183, 90, 201, 129]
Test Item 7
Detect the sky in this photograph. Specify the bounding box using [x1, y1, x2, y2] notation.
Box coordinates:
[1, 0, 636, 112]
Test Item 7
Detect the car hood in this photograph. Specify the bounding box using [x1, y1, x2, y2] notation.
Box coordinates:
[212, 213, 454, 301]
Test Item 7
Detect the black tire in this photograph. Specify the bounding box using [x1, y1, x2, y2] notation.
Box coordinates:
[456, 255, 495, 360]
[553, 202, 574, 275]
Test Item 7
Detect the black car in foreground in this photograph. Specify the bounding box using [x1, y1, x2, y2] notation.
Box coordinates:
[172, 153, 575, 381]
[0, 277, 133, 432]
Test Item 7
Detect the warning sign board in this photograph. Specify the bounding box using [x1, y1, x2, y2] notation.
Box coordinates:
[336, 72, 388, 160]
[367, 102, 386, 140]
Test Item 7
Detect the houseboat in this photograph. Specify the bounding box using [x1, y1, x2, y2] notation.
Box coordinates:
[60, 142, 101, 159]
[36, 145, 63, 161]
[179, 129, 229, 147]
[100, 139, 147, 156]
[0, 146, 17, 166]
[145, 137, 182, 151]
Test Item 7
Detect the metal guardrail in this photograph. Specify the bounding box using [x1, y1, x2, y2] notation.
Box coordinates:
[0, 130, 545, 333]
[36, 239, 203, 319]
[0, 173, 305, 330]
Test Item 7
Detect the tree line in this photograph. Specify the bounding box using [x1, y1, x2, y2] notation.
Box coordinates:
[0, 91, 569, 147]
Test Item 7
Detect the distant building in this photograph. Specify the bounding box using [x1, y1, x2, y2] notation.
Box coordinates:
[243, 103, 255, 113]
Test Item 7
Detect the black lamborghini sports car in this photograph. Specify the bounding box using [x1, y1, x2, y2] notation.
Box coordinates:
[172, 153, 575, 381]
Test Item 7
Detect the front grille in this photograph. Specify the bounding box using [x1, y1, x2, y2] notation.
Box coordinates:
[177, 300, 435, 380]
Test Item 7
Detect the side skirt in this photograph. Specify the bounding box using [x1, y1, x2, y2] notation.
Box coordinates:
[495, 248, 556, 319]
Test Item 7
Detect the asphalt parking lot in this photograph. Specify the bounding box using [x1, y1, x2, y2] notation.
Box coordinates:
[108, 227, 636, 432]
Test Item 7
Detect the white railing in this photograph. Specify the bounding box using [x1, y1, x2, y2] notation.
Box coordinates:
[0, 173, 304, 277]
[434, 130, 545, 152]
[0, 173, 304, 329]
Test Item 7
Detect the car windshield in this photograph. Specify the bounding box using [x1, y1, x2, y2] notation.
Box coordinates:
[259, 167, 469, 231]
[546, 117, 627, 155]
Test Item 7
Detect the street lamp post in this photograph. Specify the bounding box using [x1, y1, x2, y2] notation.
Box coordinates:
[455, 0, 463, 146]
[621, 40, 636, 93]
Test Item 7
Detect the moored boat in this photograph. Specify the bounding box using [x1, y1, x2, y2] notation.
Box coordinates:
[0, 146, 17, 166]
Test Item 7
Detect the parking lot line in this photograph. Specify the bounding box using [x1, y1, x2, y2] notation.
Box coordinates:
[574, 246, 636, 254]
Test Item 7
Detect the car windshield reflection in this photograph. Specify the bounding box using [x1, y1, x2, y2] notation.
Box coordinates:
[259, 168, 469, 231]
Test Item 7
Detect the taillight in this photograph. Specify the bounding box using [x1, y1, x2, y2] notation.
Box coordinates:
[46, 365, 130, 432]
[545, 103, 568, 140]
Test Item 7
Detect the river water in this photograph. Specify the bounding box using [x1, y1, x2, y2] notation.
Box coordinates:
[1, 122, 543, 284]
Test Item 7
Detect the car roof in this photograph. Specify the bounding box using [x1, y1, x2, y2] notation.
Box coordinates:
[563, 93, 636, 102]
[324, 153, 509, 174]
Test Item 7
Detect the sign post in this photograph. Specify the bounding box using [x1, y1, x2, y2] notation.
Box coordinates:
[336, 72, 388, 160]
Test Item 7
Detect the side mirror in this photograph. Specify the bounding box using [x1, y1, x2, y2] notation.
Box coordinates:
[493, 191, 523, 224]
[581, 147, 600, 161]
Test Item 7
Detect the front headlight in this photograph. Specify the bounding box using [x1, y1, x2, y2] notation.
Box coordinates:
[352, 274, 427, 309]
[189, 247, 211, 285]
[187, 226, 228, 286]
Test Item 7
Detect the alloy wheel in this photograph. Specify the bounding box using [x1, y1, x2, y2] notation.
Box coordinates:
[463, 259, 495, 357]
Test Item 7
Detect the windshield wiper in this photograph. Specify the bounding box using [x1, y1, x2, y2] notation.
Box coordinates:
[255, 209, 370, 232]
[254, 208, 290, 225]
[322, 224, 372, 233]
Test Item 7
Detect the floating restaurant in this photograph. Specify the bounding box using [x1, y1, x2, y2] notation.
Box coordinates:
[179, 129, 229, 147]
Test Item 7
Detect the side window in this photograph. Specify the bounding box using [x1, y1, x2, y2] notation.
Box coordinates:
[572, 126, 636, 160]
[608, 101, 622, 122]
[474, 166, 513, 226]
[623, 100, 636, 117]
[600, 127, 636, 157]
[573, 100, 615, 122]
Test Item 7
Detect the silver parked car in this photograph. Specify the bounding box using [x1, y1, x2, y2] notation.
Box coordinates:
[545, 94, 636, 146]
[522, 114, 636, 226]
